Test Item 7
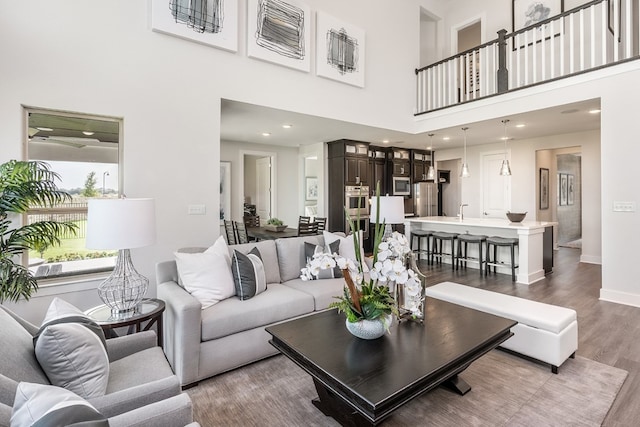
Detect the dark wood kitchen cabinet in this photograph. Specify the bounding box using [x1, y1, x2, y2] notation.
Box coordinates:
[328, 139, 370, 186]
[327, 139, 371, 232]
[389, 148, 410, 177]
[369, 147, 388, 195]
[345, 157, 369, 186]
[412, 149, 433, 182]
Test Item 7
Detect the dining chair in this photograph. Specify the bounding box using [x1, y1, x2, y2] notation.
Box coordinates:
[298, 216, 311, 224]
[315, 217, 327, 232]
[297, 221, 319, 236]
[244, 215, 260, 228]
[224, 220, 237, 245]
[233, 221, 251, 244]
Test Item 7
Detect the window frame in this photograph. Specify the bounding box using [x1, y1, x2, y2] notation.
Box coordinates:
[22, 105, 124, 285]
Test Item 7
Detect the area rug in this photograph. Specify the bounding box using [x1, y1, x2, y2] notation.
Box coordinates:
[559, 238, 582, 249]
[187, 350, 627, 426]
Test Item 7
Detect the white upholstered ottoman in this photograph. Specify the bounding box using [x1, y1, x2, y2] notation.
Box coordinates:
[425, 282, 578, 373]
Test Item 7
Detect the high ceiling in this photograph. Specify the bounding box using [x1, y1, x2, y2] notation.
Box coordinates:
[221, 98, 601, 151]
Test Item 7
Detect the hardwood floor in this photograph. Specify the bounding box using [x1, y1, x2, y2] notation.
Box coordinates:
[416, 248, 639, 426]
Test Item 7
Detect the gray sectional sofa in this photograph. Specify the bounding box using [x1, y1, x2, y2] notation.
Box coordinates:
[157, 234, 348, 387]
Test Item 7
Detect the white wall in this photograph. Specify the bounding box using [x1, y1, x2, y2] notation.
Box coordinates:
[0, 0, 449, 318]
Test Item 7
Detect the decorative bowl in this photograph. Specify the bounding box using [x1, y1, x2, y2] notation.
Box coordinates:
[265, 224, 287, 232]
[506, 212, 527, 223]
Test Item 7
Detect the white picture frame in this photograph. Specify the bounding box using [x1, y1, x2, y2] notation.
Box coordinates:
[316, 11, 365, 88]
[151, 0, 238, 53]
[247, 0, 311, 72]
[512, 0, 564, 32]
[220, 161, 231, 224]
[305, 177, 318, 201]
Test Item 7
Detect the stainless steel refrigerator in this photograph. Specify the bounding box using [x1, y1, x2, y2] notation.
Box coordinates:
[414, 182, 438, 217]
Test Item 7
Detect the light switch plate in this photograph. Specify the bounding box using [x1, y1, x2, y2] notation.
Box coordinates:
[613, 201, 636, 212]
[188, 204, 206, 215]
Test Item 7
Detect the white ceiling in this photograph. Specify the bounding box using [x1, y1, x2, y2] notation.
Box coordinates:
[221, 98, 601, 151]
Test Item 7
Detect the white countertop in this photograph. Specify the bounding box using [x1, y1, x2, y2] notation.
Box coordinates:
[408, 216, 558, 230]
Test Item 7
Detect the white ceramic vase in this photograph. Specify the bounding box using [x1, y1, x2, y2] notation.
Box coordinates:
[345, 314, 392, 340]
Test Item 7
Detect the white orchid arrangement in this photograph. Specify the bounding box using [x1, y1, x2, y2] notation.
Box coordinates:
[369, 232, 424, 318]
[300, 182, 425, 323]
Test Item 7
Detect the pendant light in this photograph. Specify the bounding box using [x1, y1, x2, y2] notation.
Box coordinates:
[499, 119, 512, 176]
[427, 133, 436, 180]
[460, 127, 470, 178]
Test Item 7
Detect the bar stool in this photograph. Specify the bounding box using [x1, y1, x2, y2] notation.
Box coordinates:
[431, 231, 459, 270]
[410, 229, 432, 263]
[456, 233, 487, 275]
[485, 236, 519, 282]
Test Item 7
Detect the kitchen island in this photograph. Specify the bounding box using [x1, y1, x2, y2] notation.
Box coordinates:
[406, 217, 557, 285]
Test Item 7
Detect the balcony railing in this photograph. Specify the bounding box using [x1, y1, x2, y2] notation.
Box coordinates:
[415, 0, 639, 115]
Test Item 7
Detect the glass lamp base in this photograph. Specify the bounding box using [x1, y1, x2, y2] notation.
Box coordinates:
[98, 249, 148, 313]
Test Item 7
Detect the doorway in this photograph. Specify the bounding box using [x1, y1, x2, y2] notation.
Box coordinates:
[556, 153, 582, 248]
[481, 151, 511, 218]
[438, 159, 460, 217]
[243, 152, 276, 222]
[419, 8, 440, 67]
[457, 21, 481, 53]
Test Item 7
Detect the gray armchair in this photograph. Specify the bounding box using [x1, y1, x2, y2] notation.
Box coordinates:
[0, 393, 195, 427]
[0, 304, 193, 425]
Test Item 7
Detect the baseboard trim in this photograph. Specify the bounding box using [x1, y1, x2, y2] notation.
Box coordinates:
[580, 254, 601, 264]
[599, 288, 640, 308]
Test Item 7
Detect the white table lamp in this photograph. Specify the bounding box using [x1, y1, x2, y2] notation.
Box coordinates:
[87, 198, 156, 314]
[370, 196, 405, 238]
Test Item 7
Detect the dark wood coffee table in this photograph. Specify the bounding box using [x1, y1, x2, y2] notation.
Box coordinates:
[266, 298, 516, 426]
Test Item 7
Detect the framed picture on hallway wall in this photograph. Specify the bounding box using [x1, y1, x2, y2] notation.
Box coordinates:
[512, 0, 564, 32]
[559, 173, 568, 206]
[220, 162, 231, 224]
[567, 174, 575, 205]
[540, 168, 549, 210]
[305, 177, 318, 201]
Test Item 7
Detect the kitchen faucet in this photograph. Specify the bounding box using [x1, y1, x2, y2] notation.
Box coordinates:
[459, 203, 469, 221]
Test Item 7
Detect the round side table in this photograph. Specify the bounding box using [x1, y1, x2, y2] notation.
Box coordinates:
[84, 298, 165, 348]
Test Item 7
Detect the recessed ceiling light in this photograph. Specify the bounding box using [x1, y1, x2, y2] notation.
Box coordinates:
[82, 131, 95, 136]
[382, 139, 390, 144]
[500, 136, 509, 140]
[282, 124, 292, 129]
[443, 136, 450, 141]
[589, 109, 601, 114]
[36, 127, 53, 132]
[515, 124, 525, 128]
[261, 132, 271, 136]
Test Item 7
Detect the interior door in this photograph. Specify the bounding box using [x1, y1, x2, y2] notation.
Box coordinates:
[482, 152, 510, 218]
[256, 157, 271, 220]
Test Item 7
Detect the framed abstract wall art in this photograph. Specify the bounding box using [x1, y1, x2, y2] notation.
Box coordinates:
[247, 0, 311, 72]
[151, 0, 238, 52]
[316, 11, 365, 87]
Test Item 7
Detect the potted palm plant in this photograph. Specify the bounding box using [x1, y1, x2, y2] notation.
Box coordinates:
[0, 160, 77, 302]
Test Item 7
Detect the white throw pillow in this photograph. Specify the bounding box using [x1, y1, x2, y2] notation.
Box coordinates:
[175, 250, 236, 309]
[323, 230, 368, 272]
[204, 235, 232, 267]
[34, 298, 109, 399]
[11, 382, 108, 427]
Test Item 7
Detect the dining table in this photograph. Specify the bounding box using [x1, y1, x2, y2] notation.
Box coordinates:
[247, 226, 300, 241]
